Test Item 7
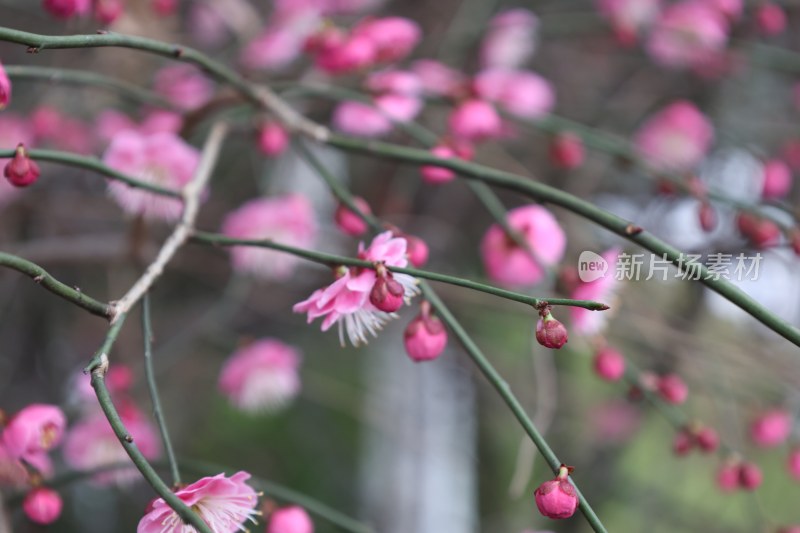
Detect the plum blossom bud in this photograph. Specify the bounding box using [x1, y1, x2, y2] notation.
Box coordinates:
[473, 69, 555, 120]
[761, 159, 793, 199]
[258, 122, 289, 157]
[737, 213, 781, 249]
[402, 234, 429, 267]
[370, 263, 405, 313]
[592, 347, 625, 381]
[756, 3, 786, 36]
[698, 202, 716, 232]
[738, 462, 763, 490]
[421, 145, 458, 184]
[23, 487, 62, 525]
[717, 461, 740, 492]
[404, 301, 447, 362]
[334, 197, 371, 236]
[0, 61, 10, 109]
[695, 426, 719, 453]
[750, 409, 792, 448]
[535, 308, 568, 350]
[534, 465, 578, 519]
[42, 0, 91, 19]
[268, 505, 314, 533]
[673, 429, 694, 456]
[787, 448, 800, 480]
[448, 99, 503, 142]
[4, 143, 40, 187]
[657, 374, 688, 405]
[549, 132, 585, 169]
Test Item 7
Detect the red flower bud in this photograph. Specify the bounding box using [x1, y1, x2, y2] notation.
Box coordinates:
[369, 264, 405, 312]
[404, 301, 447, 362]
[548, 132, 585, 169]
[592, 347, 625, 381]
[535, 309, 568, 350]
[738, 462, 763, 490]
[23, 487, 62, 525]
[717, 461, 740, 492]
[657, 374, 688, 405]
[534, 465, 578, 520]
[4, 143, 40, 187]
[695, 426, 719, 453]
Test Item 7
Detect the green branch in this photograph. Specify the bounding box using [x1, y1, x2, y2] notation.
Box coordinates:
[0, 148, 181, 198]
[142, 294, 181, 486]
[322, 133, 800, 349]
[189, 231, 609, 312]
[85, 314, 214, 533]
[3, 64, 176, 109]
[0, 252, 112, 319]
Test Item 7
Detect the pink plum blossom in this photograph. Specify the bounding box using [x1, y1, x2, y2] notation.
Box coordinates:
[334, 197, 371, 236]
[411, 60, 467, 98]
[373, 94, 422, 123]
[332, 101, 392, 137]
[96, 110, 138, 145]
[153, 65, 214, 111]
[750, 409, 792, 448]
[221, 194, 316, 280]
[596, 0, 661, 45]
[480, 205, 567, 287]
[0, 61, 10, 109]
[218, 339, 303, 413]
[258, 122, 290, 157]
[421, 145, 460, 184]
[448, 99, 503, 142]
[473, 69, 555, 120]
[103, 130, 200, 222]
[137, 471, 259, 533]
[633, 100, 714, 172]
[404, 301, 447, 362]
[570, 249, 620, 336]
[23, 488, 62, 525]
[293, 232, 419, 346]
[646, 1, 729, 69]
[64, 406, 161, 486]
[756, 3, 787, 36]
[242, 18, 318, 71]
[352, 17, 421, 63]
[593, 346, 626, 381]
[2, 404, 66, 464]
[311, 31, 377, 75]
[139, 110, 183, 135]
[366, 70, 422, 96]
[268, 505, 314, 533]
[657, 374, 689, 404]
[761, 159, 793, 199]
[480, 9, 539, 69]
[42, 0, 91, 19]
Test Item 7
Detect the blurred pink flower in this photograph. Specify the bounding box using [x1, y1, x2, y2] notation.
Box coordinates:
[756, 3, 786, 36]
[411, 60, 467, 98]
[596, 0, 661, 45]
[657, 374, 689, 404]
[448, 99, 503, 142]
[480, 8, 539, 69]
[787, 448, 800, 480]
[23, 487, 62, 525]
[0, 61, 10, 109]
[242, 25, 313, 71]
[750, 409, 792, 448]
[189, 4, 229, 47]
[634, 100, 714, 171]
[64, 406, 161, 486]
[153, 65, 214, 111]
[480, 205, 566, 287]
[334, 197, 371, 236]
[2, 404, 65, 464]
[589, 400, 642, 444]
[570, 248, 620, 336]
[0, 113, 35, 158]
[593, 346, 625, 381]
[103, 130, 200, 221]
[646, 1, 729, 69]
[332, 101, 392, 137]
[268, 505, 314, 533]
[0, 444, 30, 487]
[221, 194, 317, 281]
[42, 0, 91, 19]
[219, 339, 302, 413]
[94, 0, 123, 24]
[312, 31, 376, 75]
[701, 0, 742, 20]
[293, 232, 419, 346]
[139, 110, 183, 135]
[473, 69, 555, 120]
[761, 159, 792, 199]
[96, 110, 137, 145]
[352, 17, 421, 63]
[365, 69, 422, 96]
[258, 122, 290, 157]
[374, 94, 422, 123]
[137, 472, 259, 533]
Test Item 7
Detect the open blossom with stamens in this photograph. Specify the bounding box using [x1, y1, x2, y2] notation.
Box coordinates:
[222, 194, 317, 281]
[137, 471, 260, 533]
[218, 339, 302, 413]
[293, 232, 419, 346]
[103, 130, 200, 222]
[2, 404, 66, 463]
[64, 405, 161, 486]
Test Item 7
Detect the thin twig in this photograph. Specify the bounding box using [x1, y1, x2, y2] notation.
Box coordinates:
[142, 294, 181, 486]
[0, 252, 113, 319]
[189, 232, 610, 312]
[110, 122, 229, 322]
